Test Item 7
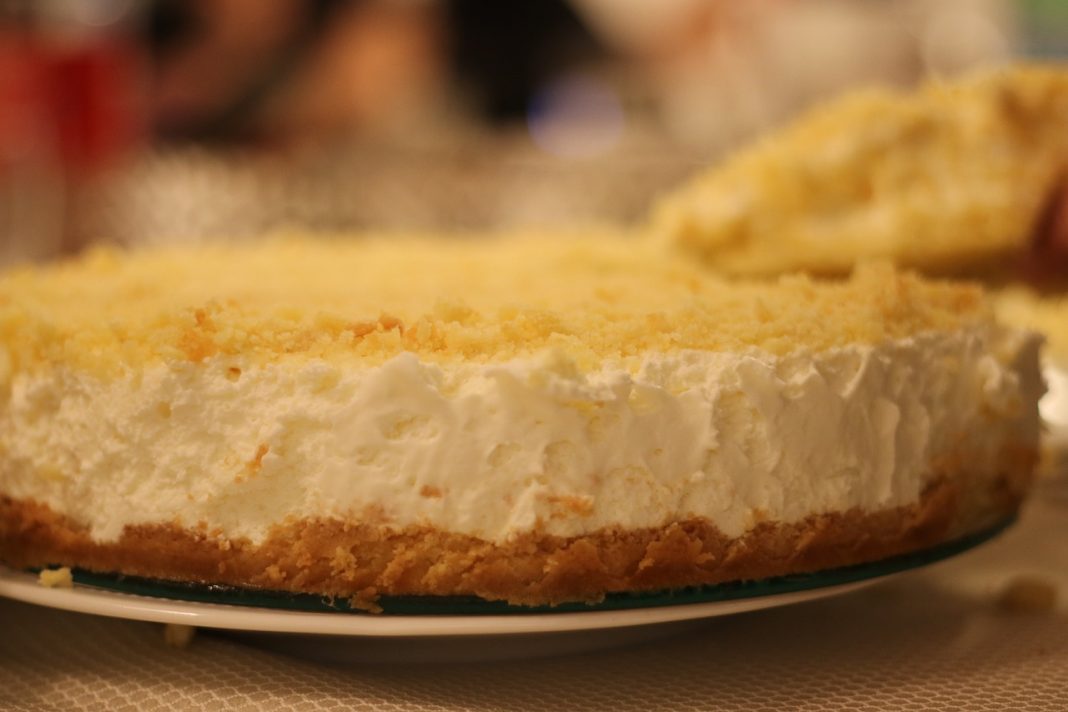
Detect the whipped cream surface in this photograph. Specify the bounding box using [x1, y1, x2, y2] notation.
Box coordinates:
[0, 328, 1043, 544]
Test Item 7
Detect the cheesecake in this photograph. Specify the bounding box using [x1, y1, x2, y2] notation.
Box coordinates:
[653, 64, 1068, 278]
[0, 237, 1044, 606]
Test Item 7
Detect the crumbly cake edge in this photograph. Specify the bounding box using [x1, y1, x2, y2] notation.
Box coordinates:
[0, 462, 1033, 608]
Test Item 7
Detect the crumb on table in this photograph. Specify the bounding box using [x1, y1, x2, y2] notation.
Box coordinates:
[163, 623, 197, 648]
[996, 575, 1059, 613]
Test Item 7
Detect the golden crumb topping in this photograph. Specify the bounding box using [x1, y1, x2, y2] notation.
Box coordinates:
[653, 64, 1068, 277]
[0, 234, 987, 376]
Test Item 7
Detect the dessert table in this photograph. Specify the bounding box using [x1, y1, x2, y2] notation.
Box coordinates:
[3, 472, 1066, 712]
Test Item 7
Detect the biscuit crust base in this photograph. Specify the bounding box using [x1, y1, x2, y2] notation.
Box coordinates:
[0, 473, 1027, 607]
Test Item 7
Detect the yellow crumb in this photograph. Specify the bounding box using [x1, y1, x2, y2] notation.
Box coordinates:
[37, 567, 73, 589]
[162, 623, 197, 648]
[0, 234, 990, 378]
[654, 64, 1068, 277]
[348, 589, 384, 614]
[996, 575, 1059, 613]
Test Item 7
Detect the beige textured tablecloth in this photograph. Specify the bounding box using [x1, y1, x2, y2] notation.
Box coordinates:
[2, 476, 1067, 711]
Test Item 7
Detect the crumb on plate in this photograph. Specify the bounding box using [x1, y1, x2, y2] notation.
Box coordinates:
[37, 567, 73, 589]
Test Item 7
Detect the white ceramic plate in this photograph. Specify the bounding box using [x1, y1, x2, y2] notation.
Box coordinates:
[1043, 366, 1068, 435]
[0, 563, 880, 638]
[0, 565, 894, 662]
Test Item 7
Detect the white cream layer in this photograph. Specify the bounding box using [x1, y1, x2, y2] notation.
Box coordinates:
[0, 328, 1043, 544]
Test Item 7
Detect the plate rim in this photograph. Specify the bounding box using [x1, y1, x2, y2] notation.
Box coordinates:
[0, 565, 883, 637]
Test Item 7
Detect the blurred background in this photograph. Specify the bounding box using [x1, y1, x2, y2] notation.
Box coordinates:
[1, 0, 1066, 265]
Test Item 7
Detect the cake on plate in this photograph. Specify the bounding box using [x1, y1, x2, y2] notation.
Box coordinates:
[652, 64, 1068, 278]
[0, 237, 1044, 606]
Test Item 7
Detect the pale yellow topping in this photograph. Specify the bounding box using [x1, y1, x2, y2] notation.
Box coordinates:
[654, 64, 1068, 277]
[0, 234, 987, 377]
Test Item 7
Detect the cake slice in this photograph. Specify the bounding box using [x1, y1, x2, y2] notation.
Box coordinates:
[0, 236, 1044, 606]
[652, 64, 1068, 278]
